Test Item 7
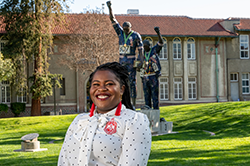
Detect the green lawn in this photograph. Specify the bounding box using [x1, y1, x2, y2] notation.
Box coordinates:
[0, 101, 249, 166]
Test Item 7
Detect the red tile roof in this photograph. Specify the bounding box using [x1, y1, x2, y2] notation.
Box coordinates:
[115, 15, 237, 37]
[234, 18, 250, 31]
[1, 14, 250, 37]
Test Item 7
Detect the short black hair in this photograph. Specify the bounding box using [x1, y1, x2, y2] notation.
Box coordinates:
[122, 21, 132, 28]
[143, 40, 151, 47]
[89, 62, 133, 110]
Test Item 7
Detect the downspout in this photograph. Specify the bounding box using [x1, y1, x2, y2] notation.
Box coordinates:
[215, 37, 221, 102]
[76, 68, 79, 113]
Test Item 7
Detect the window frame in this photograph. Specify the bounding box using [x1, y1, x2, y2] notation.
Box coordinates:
[174, 77, 182, 100]
[60, 78, 66, 96]
[159, 37, 168, 60]
[188, 77, 197, 100]
[187, 38, 195, 60]
[242, 73, 249, 94]
[1, 81, 11, 103]
[230, 73, 238, 82]
[17, 88, 27, 103]
[0, 40, 7, 53]
[240, 35, 249, 59]
[159, 77, 169, 100]
[173, 37, 182, 60]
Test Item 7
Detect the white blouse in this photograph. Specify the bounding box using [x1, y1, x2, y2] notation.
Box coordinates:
[58, 104, 152, 166]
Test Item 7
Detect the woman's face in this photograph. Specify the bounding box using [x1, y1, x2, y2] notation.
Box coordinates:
[90, 70, 125, 114]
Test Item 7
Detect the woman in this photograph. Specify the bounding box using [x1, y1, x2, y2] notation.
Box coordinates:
[58, 62, 152, 166]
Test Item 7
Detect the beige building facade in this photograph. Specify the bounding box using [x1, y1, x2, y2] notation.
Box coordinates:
[1, 15, 250, 117]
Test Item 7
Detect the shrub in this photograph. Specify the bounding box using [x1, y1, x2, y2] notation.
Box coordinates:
[0, 103, 8, 113]
[10, 102, 26, 117]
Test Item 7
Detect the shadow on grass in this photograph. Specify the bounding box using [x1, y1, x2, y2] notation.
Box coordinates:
[0, 130, 67, 145]
[0, 155, 58, 166]
[161, 102, 250, 138]
[148, 144, 250, 166]
[153, 130, 219, 141]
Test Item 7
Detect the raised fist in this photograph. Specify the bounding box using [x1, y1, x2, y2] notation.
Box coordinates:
[106, 1, 111, 7]
[154, 27, 160, 33]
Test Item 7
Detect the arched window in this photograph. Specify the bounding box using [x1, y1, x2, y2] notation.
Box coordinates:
[173, 37, 181, 60]
[159, 38, 167, 59]
[187, 38, 195, 59]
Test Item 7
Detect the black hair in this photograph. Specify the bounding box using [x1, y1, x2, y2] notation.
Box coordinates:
[89, 62, 133, 110]
[122, 21, 132, 28]
[143, 40, 151, 47]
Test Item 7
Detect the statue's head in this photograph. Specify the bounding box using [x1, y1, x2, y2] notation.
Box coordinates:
[143, 40, 151, 52]
[122, 22, 132, 35]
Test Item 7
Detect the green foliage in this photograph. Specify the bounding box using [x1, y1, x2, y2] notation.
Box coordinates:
[0, 0, 69, 115]
[0, 103, 8, 113]
[0, 53, 14, 82]
[29, 73, 62, 99]
[10, 102, 26, 117]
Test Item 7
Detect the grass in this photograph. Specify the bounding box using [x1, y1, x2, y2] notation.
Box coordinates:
[0, 101, 250, 166]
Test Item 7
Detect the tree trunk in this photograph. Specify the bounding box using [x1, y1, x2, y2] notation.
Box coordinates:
[31, 36, 42, 116]
[31, 98, 41, 116]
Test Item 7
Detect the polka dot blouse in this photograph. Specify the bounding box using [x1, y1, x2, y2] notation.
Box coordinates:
[58, 104, 152, 166]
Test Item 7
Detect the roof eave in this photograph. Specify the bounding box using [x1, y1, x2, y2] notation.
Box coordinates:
[142, 34, 238, 38]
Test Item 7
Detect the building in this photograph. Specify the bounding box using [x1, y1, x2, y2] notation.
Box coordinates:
[1, 14, 250, 117]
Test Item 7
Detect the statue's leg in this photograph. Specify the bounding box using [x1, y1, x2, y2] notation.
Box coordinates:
[151, 75, 159, 109]
[127, 58, 137, 108]
[142, 77, 152, 108]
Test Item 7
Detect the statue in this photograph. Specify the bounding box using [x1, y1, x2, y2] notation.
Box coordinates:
[140, 27, 163, 109]
[107, 1, 143, 108]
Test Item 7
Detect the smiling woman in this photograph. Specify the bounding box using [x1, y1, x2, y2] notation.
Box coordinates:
[58, 62, 152, 166]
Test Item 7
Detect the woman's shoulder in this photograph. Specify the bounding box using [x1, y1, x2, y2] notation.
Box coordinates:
[121, 107, 149, 123]
[71, 113, 90, 124]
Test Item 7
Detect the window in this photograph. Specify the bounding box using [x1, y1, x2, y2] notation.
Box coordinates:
[17, 88, 27, 103]
[242, 73, 249, 94]
[188, 77, 196, 99]
[159, 38, 167, 59]
[187, 38, 195, 59]
[0, 40, 6, 53]
[60, 78, 66, 95]
[159, 77, 168, 100]
[174, 78, 182, 100]
[1, 81, 11, 103]
[240, 35, 249, 59]
[230, 73, 238, 82]
[173, 38, 181, 59]
[144, 37, 153, 47]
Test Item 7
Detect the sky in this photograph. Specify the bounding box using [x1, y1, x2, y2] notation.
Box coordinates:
[67, 0, 250, 19]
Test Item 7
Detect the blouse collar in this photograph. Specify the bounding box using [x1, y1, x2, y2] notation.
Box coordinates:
[90, 102, 123, 117]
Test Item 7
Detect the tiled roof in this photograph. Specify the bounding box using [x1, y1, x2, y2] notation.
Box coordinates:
[234, 18, 250, 31]
[115, 15, 237, 37]
[1, 14, 250, 36]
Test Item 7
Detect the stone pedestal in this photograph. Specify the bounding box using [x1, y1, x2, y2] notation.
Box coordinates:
[138, 109, 160, 134]
[14, 133, 48, 152]
[160, 121, 173, 133]
[21, 141, 40, 150]
[138, 109, 176, 135]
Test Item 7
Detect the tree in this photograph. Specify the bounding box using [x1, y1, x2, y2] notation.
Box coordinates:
[0, 0, 67, 116]
[58, 9, 119, 73]
[0, 53, 14, 82]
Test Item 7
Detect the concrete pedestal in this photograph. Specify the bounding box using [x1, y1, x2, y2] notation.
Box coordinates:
[138, 109, 160, 134]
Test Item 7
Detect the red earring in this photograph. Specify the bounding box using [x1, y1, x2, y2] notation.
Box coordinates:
[89, 103, 95, 117]
[115, 101, 122, 116]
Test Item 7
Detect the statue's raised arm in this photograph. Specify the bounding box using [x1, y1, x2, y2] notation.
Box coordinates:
[106, 1, 116, 23]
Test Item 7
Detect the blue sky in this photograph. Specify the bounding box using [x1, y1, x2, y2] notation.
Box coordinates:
[68, 0, 250, 19]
